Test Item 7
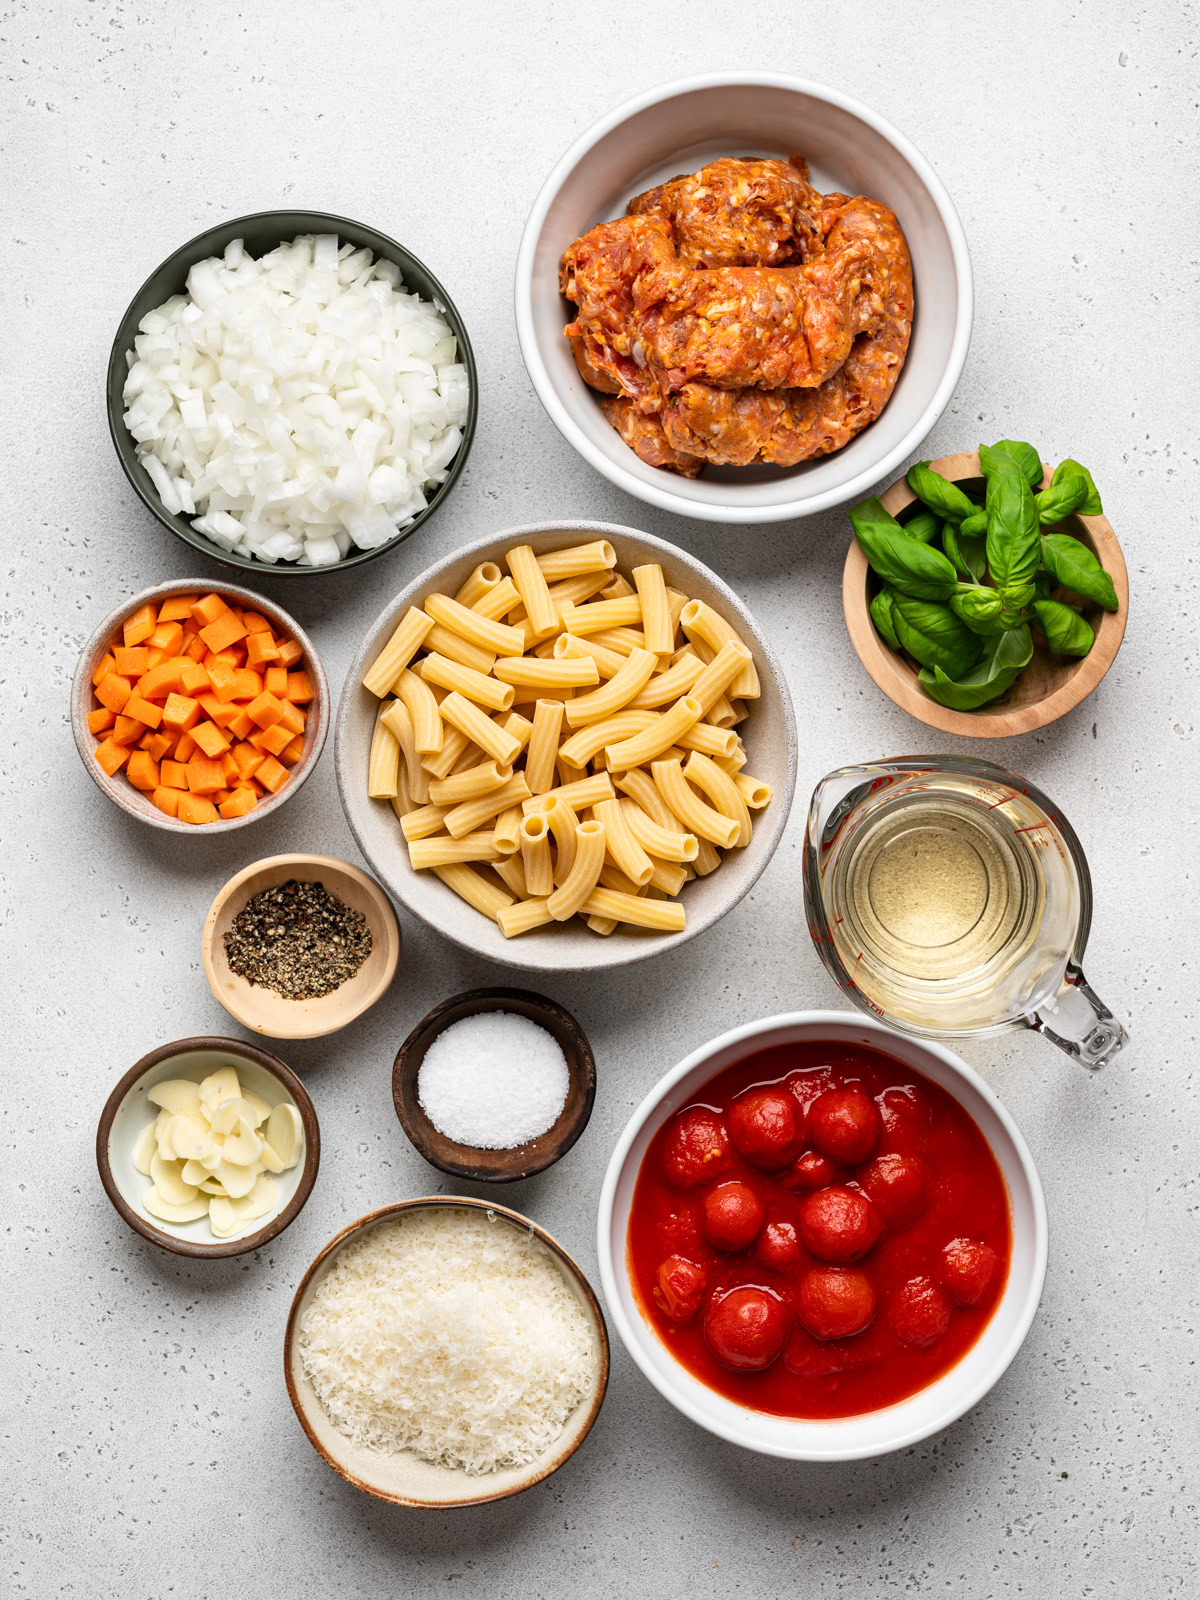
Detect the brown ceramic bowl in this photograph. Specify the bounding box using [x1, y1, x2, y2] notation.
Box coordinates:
[71, 579, 329, 832]
[201, 853, 401, 1039]
[96, 1035, 320, 1258]
[283, 1197, 609, 1506]
[392, 988, 596, 1181]
[843, 451, 1129, 738]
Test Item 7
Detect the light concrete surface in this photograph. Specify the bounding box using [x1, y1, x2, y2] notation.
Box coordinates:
[2, 2, 1197, 1595]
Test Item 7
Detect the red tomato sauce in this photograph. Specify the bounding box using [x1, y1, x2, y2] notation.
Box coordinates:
[627, 1040, 1011, 1419]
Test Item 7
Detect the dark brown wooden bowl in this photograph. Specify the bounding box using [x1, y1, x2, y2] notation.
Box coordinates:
[392, 988, 596, 1182]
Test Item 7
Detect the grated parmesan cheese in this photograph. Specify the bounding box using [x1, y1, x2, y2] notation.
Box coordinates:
[296, 1208, 595, 1475]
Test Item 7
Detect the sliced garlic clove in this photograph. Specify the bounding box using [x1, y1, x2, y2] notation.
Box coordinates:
[257, 1139, 286, 1174]
[146, 1078, 203, 1119]
[197, 1137, 224, 1172]
[199, 1066, 241, 1111]
[169, 1116, 217, 1164]
[156, 1116, 179, 1162]
[209, 1096, 251, 1136]
[132, 1121, 158, 1176]
[265, 1103, 303, 1169]
[230, 1174, 278, 1223]
[143, 1186, 210, 1224]
[221, 1124, 262, 1167]
[208, 1196, 239, 1237]
[239, 1090, 272, 1128]
[198, 1179, 227, 1196]
[150, 1152, 200, 1206]
[213, 1160, 257, 1199]
[180, 1158, 209, 1186]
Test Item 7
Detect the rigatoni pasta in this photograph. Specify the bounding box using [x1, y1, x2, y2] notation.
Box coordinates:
[361, 541, 774, 937]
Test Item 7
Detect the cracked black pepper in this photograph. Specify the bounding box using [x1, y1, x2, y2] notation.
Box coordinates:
[224, 879, 372, 1000]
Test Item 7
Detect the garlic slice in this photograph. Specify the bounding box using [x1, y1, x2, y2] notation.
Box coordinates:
[150, 1152, 199, 1205]
[155, 1115, 179, 1162]
[212, 1160, 257, 1199]
[198, 1179, 227, 1196]
[199, 1066, 241, 1111]
[143, 1186, 210, 1224]
[265, 1103, 303, 1169]
[147, 1079, 203, 1119]
[239, 1090, 272, 1128]
[132, 1121, 158, 1176]
[209, 1096, 250, 1136]
[208, 1196, 239, 1237]
[221, 1122, 262, 1168]
[257, 1139, 286, 1174]
[231, 1174, 278, 1223]
[169, 1117, 218, 1164]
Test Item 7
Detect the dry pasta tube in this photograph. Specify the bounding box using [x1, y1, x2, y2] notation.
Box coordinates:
[632, 564, 672, 655]
[679, 601, 760, 698]
[554, 631, 625, 679]
[605, 696, 703, 769]
[535, 539, 617, 582]
[546, 572, 615, 612]
[666, 588, 689, 637]
[589, 626, 647, 656]
[564, 648, 658, 728]
[628, 652, 704, 709]
[433, 863, 514, 923]
[363, 607, 433, 697]
[598, 863, 641, 896]
[561, 597, 642, 635]
[423, 622, 496, 676]
[594, 799, 653, 887]
[493, 655, 599, 688]
[428, 759, 513, 806]
[715, 746, 748, 775]
[490, 854, 529, 900]
[580, 887, 686, 933]
[400, 803, 451, 842]
[676, 721, 739, 759]
[424, 592, 524, 656]
[688, 639, 754, 716]
[520, 811, 554, 897]
[651, 758, 741, 848]
[646, 858, 689, 896]
[548, 818, 607, 920]
[542, 794, 579, 885]
[706, 693, 738, 730]
[509, 682, 576, 706]
[492, 805, 523, 854]
[495, 709, 533, 755]
[380, 698, 430, 803]
[439, 692, 522, 766]
[521, 772, 615, 815]
[471, 575, 522, 620]
[506, 544, 560, 639]
[410, 832, 503, 869]
[621, 799, 699, 862]
[421, 724, 473, 779]
[693, 837, 722, 876]
[586, 914, 619, 936]
[684, 750, 752, 847]
[420, 652, 514, 712]
[497, 898, 557, 938]
[453, 561, 504, 609]
[367, 703, 401, 798]
[397, 669, 443, 754]
[601, 572, 636, 599]
[735, 772, 772, 808]
[525, 699, 565, 794]
[443, 773, 532, 839]
[613, 767, 678, 830]
[559, 709, 656, 768]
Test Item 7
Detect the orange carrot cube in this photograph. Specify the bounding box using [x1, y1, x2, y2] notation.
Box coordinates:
[161, 694, 201, 732]
[244, 631, 280, 668]
[146, 732, 174, 762]
[113, 646, 149, 676]
[177, 793, 220, 825]
[241, 611, 272, 635]
[285, 670, 315, 703]
[95, 673, 132, 714]
[246, 691, 285, 729]
[87, 707, 116, 735]
[126, 751, 160, 791]
[180, 661, 210, 695]
[219, 750, 240, 782]
[149, 620, 184, 654]
[184, 634, 208, 663]
[230, 742, 265, 780]
[111, 714, 143, 745]
[264, 666, 288, 697]
[160, 759, 188, 790]
[255, 754, 288, 793]
[207, 659, 239, 702]
[199, 610, 248, 654]
[191, 720, 231, 759]
[275, 637, 303, 668]
[190, 593, 229, 627]
[278, 735, 306, 766]
[185, 755, 226, 794]
[123, 603, 158, 647]
[151, 786, 181, 818]
[231, 668, 262, 702]
[276, 699, 306, 736]
[157, 596, 195, 623]
[92, 652, 117, 686]
[174, 730, 198, 762]
[135, 660, 186, 700]
[219, 788, 258, 819]
[197, 693, 239, 729]
[125, 694, 163, 729]
[226, 708, 255, 740]
[250, 722, 293, 756]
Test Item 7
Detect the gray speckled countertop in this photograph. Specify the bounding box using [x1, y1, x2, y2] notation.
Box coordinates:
[3, 3, 1197, 1595]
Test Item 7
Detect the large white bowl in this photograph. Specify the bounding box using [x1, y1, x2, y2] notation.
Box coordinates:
[334, 520, 797, 973]
[597, 1011, 1047, 1461]
[515, 73, 973, 523]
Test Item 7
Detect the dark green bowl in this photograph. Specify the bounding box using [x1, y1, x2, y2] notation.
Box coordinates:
[106, 210, 478, 578]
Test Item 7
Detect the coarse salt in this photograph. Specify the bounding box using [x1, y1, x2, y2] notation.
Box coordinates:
[417, 1011, 569, 1148]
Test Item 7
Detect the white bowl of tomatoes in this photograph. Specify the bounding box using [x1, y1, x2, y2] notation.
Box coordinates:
[596, 1011, 1047, 1461]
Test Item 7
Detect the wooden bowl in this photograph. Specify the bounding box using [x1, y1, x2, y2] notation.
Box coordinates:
[71, 579, 329, 832]
[392, 988, 596, 1181]
[283, 1197, 609, 1506]
[201, 854, 401, 1040]
[96, 1035, 320, 1258]
[842, 451, 1128, 738]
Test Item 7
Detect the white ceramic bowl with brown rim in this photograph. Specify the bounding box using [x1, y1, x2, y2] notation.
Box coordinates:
[334, 520, 797, 973]
[201, 853, 401, 1039]
[96, 1035, 320, 1258]
[842, 451, 1128, 738]
[71, 579, 329, 832]
[284, 1197, 609, 1507]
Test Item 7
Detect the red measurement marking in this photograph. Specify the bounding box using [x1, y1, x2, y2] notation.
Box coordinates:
[985, 785, 1028, 810]
[847, 950, 864, 990]
[1014, 814, 1057, 835]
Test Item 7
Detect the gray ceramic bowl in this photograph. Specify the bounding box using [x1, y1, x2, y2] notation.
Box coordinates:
[71, 579, 329, 834]
[106, 209, 477, 576]
[334, 520, 798, 972]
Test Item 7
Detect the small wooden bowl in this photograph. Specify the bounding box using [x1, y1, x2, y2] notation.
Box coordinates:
[71, 579, 329, 832]
[843, 451, 1129, 738]
[392, 988, 596, 1182]
[284, 1197, 609, 1506]
[201, 854, 400, 1039]
[96, 1035, 320, 1258]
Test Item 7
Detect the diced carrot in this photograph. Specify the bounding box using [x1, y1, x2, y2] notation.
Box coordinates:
[145, 647, 168, 669]
[226, 707, 255, 740]
[207, 659, 239, 702]
[246, 691, 285, 728]
[125, 694, 163, 729]
[199, 610, 248, 654]
[264, 666, 288, 697]
[92, 652, 117, 686]
[95, 738, 131, 775]
[241, 611, 272, 635]
[278, 735, 306, 767]
[157, 596, 195, 623]
[184, 634, 208, 663]
[149, 620, 184, 654]
[160, 759, 188, 790]
[177, 793, 220, 826]
[95, 673, 132, 714]
[191, 720, 231, 758]
[161, 693, 201, 732]
[219, 788, 258, 819]
[175, 730, 198, 762]
[210, 787, 233, 805]
[190, 593, 229, 627]
[135, 660, 187, 700]
[87, 707, 116, 735]
[219, 750, 240, 782]
[145, 732, 173, 762]
[111, 714, 143, 745]
[179, 660, 210, 695]
[276, 699, 306, 736]
[250, 722, 293, 756]
[139, 731, 156, 750]
[285, 670, 315, 703]
[198, 693, 239, 729]
[126, 751, 160, 791]
[245, 631, 280, 668]
[231, 668, 262, 701]
[123, 604, 158, 647]
[230, 742, 265, 780]
[203, 646, 241, 669]
[256, 754, 288, 793]
[185, 755, 226, 794]
[243, 777, 264, 796]
[275, 637, 303, 668]
[113, 646, 149, 676]
[151, 786, 181, 818]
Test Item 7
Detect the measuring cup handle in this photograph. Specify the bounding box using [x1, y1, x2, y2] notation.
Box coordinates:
[1026, 963, 1128, 1069]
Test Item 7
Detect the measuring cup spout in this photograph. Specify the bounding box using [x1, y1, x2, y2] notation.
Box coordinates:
[1025, 963, 1128, 1069]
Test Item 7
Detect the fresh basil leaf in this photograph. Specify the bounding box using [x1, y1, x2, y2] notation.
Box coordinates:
[943, 522, 987, 583]
[1036, 460, 1090, 524]
[1033, 599, 1095, 656]
[950, 587, 1010, 636]
[892, 595, 984, 678]
[959, 509, 987, 538]
[851, 495, 899, 528]
[869, 587, 901, 650]
[1032, 572, 1054, 601]
[984, 454, 1041, 594]
[918, 625, 1034, 711]
[852, 517, 958, 601]
[1040, 534, 1119, 611]
[998, 580, 1036, 614]
[1053, 458, 1102, 516]
[983, 439, 1042, 489]
[906, 462, 978, 524]
[902, 509, 943, 545]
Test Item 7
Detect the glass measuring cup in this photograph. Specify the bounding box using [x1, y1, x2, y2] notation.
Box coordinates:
[803, 756, 1127, 1068]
